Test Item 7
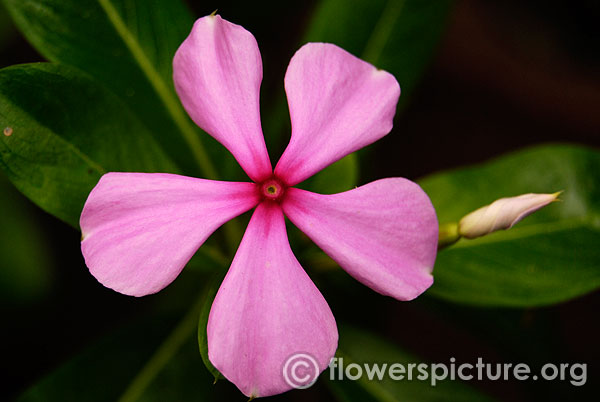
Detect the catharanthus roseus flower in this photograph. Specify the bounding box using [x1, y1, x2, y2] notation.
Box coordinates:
[80, 15, 438, 398]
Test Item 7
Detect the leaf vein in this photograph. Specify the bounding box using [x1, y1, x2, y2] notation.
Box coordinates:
[95, 0, 217, 178]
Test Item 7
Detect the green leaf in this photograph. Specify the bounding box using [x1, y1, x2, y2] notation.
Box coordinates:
[303, 0, 452, 107]
[328, 325, 495, 402]
[197, 271, 226, 381]
[0, 172, 53, 303]
[419, 144, 600, 307]
[300, 154, 359, 194]
[3, 0, 235, 178]
[0, 63, 177, 227]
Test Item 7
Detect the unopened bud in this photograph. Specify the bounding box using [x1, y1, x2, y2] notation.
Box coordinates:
[458, 192, 560, 239]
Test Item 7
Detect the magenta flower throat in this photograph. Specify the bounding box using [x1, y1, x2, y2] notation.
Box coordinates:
[79, 15, 438, 398]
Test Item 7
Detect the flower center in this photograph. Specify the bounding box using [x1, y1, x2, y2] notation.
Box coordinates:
[259, 178, 286, 202]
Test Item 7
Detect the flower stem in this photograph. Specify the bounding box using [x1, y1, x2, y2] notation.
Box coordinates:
[438, 222, 461, 250]
[116, 296, 204, 402]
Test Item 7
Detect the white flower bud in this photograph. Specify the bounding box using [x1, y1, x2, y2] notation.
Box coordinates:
[458, 192, 560, 239]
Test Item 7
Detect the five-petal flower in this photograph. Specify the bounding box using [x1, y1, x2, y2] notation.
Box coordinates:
[80, 15, 438, 398]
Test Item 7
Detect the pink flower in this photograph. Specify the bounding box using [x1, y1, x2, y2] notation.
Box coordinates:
[80, 15, 438, 398]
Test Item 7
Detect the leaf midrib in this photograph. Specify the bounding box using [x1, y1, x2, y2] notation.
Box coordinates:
[96, 0, 217, 178]
[361, 0, 406, 64]
[117, 295, 203, 402]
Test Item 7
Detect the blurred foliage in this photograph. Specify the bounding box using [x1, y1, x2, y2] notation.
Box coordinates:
[328, 325, 495, 402]
[15, 311, 218, 402]
[0, 1, 17, 50]
[0, 172, 53, 303]
[298, 154, 359, 195]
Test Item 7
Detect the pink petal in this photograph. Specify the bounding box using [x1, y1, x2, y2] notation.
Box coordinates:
[275, 43, 400, 186]
[207, 202, 337, 398]
[80, 173, 259, 296]
[173, 15, 272, 182]
[282, 178, 438, 301]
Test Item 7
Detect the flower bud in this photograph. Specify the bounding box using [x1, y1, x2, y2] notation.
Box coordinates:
[458, 192, 560, 239]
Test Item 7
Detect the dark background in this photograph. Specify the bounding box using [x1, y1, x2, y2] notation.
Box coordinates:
[2, 0, 599, 401]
